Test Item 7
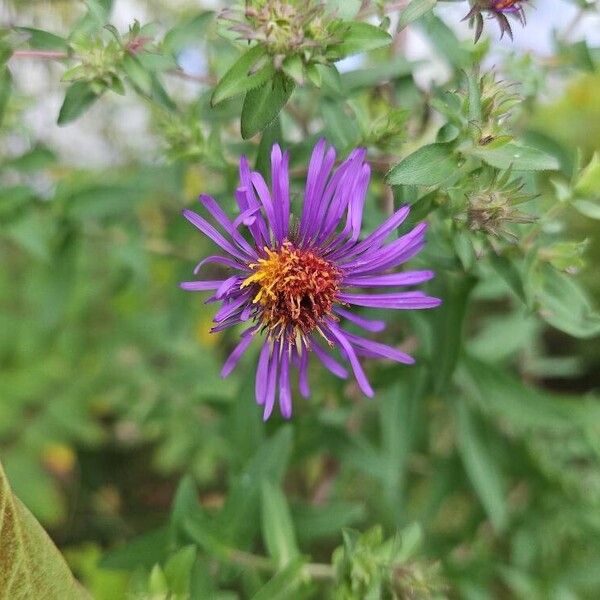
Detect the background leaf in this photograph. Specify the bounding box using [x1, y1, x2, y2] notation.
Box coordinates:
[0, 461, 88, 599]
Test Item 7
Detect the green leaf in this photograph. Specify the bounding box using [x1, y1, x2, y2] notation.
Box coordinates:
[340, 56, 414, 91]
[261, 481, 300, 568]
[211, 45, 274, 106]
[162, 12, 214, 55]
[386, 143, 459, 186]
[536, 266, 600, 338]
[322, 101, 359, 149]
[57, 81, 100, 125]
[163, 546, 197, 595]
[430, 273, 477, 394]
[335, 22, 392, 57]
[488, 253, 528, 305]
[0, 67, 11, 127]
[83, 0, 112, 23]
[217, 427, 294, 546]
[455, 398, 508, 532]
[459, 356, 595, 431]
[241, 74, 295, 140]
[121, 54, 153, 96]
[170, 476, 202, 545]
[421, 13, 471, 69]
[468, 143, 560, 171]
[100, 527, 170, 570]
[15, 27, 69, 51]
[573, 198, 600, 219]
[251, 557, 305, 600]
[292, 502, 365, 544]
[398, 0, 437, 31]
[254, 118, 282, 181]
[0, 460, 88, 599]
[575, 152, 600, 196]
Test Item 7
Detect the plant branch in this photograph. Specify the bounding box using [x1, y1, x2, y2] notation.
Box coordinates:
[227, 549, 335, 580]
[10, 50, 69, 60]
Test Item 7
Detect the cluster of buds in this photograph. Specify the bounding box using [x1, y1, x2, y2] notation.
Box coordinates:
[220, 0, 342, 70]
[464, 170, 535, 244]
[463, 0, 529, 43]
[63, 21, 154, 95]
[466, 71, 521, 145]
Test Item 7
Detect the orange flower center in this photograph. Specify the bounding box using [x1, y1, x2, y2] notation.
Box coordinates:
[493, 0, 519, 9]
[241, 241, 341, 342]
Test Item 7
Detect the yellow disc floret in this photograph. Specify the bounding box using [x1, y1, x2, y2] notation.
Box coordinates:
[241, 241, 341, 342]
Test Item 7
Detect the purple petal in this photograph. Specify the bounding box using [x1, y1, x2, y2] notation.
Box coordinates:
[334, 307, 386, 332]
[263, 342, 280, 421]
[298, 349, 310, 398]
[215, 276, 241, 299]
[343, 330, 415, 364]
[311, 340, 349, 379]
[330, 205, 410, 262]
[278, 349, 292, 419]
[326, 322, 374, 397]
[251, 172, 281, 242]
[271, 144, 291, 241]
[343, 270, 435, 288]
[255, 341, 271, 405]
[338, 291, 442, 309]
[180, 280, 228, 291]
[194, 255, 246, 275]
[198, 194, 257, 257]
[182, 209, 249, 262]
[221, 329, 255, 377]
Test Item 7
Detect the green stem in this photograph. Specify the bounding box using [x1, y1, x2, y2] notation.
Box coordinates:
[227, 549, 335, 581]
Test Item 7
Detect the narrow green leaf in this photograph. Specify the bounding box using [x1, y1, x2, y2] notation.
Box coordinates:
[0, 67, 11, 127]
[15, 27, 69, 51]
[335, 22, 392, 57]
[241, 74, 295, 140]
[421, 13, 471, 69]
[261, 481, 300, 568]
[398, 0, 437, 31]
[217, 427, 294, 546]
[575, 151, 600, 197]
[255, 117, 282, 177]
[536, 265, 600, 338]
[455, 398, 508, 532]
[322, 101, 359, 149]
[468, 143, 560, 171]
[100, 527, 170, 570]
[57, 81, 99, 125]
[573, 198, 600, 220]
[251, 557, 305, 600]
[0, 461, 88, 598]
[163, 546, 197, 595]
[170, 476, 202, 544]
[121, 54, 153, 96]
[162, 12, 214, 55]
[293, 502, 365, 544]
[488, 253, 528, 305]
[386, 143, 459, 186]
[430, 272, 477, 394]
[211, 45, 274, 106]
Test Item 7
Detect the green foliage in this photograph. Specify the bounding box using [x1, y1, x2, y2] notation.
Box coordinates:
[0, 461, 87, 599]
[1, 1, 600, 598]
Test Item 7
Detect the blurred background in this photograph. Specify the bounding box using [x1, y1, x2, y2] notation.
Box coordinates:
[1, 0, 600, 598]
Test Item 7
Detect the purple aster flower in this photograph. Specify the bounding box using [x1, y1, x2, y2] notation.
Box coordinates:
[180, 140, 441, 420]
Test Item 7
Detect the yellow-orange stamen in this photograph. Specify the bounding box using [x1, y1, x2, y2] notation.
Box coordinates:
[241, 241, 341, 342]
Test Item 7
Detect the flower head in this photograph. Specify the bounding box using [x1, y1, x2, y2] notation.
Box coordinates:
[221, 1, 342, 69]
[463, 0, 528, 43]
[181, 141, 441, 420]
